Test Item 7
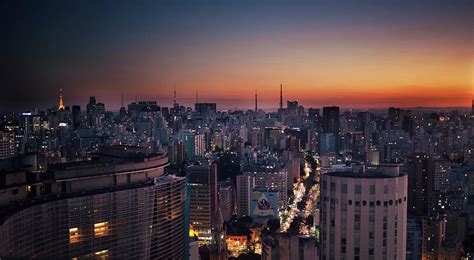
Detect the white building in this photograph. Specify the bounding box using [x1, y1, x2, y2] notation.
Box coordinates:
[320, 167, 408, 260]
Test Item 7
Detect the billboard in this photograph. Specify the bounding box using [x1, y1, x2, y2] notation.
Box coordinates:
[250, 189, 279, 218]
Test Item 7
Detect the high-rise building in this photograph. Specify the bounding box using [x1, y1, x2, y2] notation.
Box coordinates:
[407, 153, 434, 216]
[195, 133, 206, 156]
[71, 105, 81, 129]
[195, 103, 217, 114]
[421, 214, 446, 260]
[219, 182, 234, 222]
[320, 166, 408, 260]
[322, 106, 340, 134]
[0, 131, 16, 159]
[322, 106, 340, 153]
[287, 100, 298, 115]
[433, 158, 450, 193]
[237, 165, 288, 217]
[236, 174, 255, 217]
[406, 217, 422, 260]
[0, 147, 186, 259]
[187, 162, 218, 243]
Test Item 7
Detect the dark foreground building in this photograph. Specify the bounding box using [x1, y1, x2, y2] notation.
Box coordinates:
[0, 146, 185, 259]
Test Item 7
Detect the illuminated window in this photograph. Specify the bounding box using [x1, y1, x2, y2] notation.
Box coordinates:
[94, 222, 109, 237]
[69, 227, 80, 244]
[26, 185, 32, 192]
[95, 249, 109, 259]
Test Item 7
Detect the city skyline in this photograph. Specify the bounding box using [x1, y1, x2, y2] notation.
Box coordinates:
[2, 0, 473, 111]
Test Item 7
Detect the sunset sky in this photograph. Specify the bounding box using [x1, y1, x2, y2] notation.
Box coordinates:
[1, 0, 473, 111]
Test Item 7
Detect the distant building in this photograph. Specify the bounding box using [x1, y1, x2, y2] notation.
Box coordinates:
[322, 106, 340, 153]
[219, 182, 234, 222]
[236, 174, 255, 217]
[195, 103, 217, 114]
[0, 131, 16, 159]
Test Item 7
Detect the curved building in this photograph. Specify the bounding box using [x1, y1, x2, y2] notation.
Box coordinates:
[320, 167, 408, 260]
[0, 146, 185, 259]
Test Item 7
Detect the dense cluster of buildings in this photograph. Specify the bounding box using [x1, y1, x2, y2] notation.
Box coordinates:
[0, 88, 472, 259]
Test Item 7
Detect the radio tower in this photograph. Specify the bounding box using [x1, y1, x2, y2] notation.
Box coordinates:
[255, 90, 258, 112]
[58, 88, 65, 110]
[279, 84, 283, 109]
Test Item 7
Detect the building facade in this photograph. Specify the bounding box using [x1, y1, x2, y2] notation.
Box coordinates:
[0, 147, 186, 259]
[320, 168, 408, 260]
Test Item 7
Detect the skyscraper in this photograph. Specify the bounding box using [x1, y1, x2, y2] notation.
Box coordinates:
[320, 166, 408, 260]
[187, 162, 218, 243]
[407, 153, 434, 216]
[322, 106, 340, 134]
[322, 106, 340, 153]
[71, 105, 81, 129]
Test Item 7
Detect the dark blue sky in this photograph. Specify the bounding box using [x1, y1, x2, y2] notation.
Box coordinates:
[1, 0, 472, 111]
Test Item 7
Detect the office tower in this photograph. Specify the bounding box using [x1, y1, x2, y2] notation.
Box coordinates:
[322, 106, 340, 134]
[307, 128, 320, 153]
[308, 107, 320, 125]
[71, 105, 81, 129]
[320, 166, 408, 260]
[0, 131, 16, 159]
[406, 217, 422, 260]
[219, 182, 234, 222]
[0, 147, 186, 259]
[178, 129, 196, 159]
[407, 153, 434, 216]
[287, 100, 298, 114]
[388, 107, 402, 129]
[86, 96, 96, 115]
[187, 162, 218, 243]
[237, 165, 288, 217]
[236, 174, 255, 216]
[194, 133, 206, 157]
[322, 106, 340, 153]
[86, 96, 97, 126]
[195, 103, 217, 114]
[433, 158, 450, 193]
[320, 133, 336, 154]
[421, 214, 446, 260]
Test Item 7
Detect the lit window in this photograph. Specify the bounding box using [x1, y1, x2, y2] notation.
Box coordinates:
[94, 222, 109, 237]
[26, 185, 32, 192]
[69, 227, 80, 243]
[95, 249, 109, 259]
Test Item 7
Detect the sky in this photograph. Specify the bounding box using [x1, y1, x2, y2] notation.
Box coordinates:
[1, 0, 473, 111]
